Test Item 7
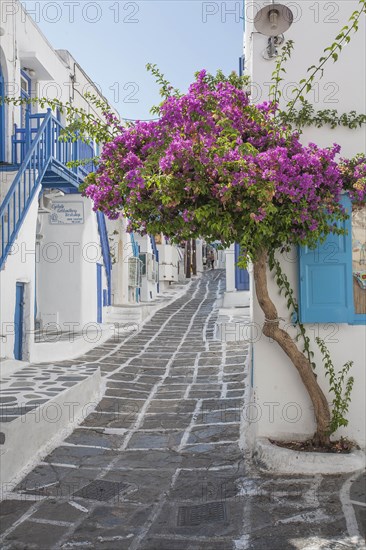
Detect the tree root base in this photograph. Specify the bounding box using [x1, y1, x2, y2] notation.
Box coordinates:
[269, 437, 358, 454]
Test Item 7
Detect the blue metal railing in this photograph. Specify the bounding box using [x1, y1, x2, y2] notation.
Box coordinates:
[12, 111, 95, 176]
[1, 109, 96, 269]
[0, 111, 52, 269]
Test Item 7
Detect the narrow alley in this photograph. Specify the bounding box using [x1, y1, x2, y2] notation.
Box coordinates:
[0, 272, 360, 550]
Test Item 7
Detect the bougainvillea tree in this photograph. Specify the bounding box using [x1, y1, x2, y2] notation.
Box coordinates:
[82, 69, 366, 446]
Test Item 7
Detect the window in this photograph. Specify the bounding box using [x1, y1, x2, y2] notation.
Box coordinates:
[299, 194, 365, 325]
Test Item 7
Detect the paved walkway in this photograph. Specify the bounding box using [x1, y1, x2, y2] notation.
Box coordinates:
[0, 272, 365, 549]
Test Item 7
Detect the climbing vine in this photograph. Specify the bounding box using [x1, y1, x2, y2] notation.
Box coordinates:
[279, 101, 366, 130]
[268, 252, 315, 370]
[269, 0, 366, 129]
[316, 338, 354, 435]
[1, 0, 365, 446]
[268, 253, 356, 434]
[286, 0, 366, 116]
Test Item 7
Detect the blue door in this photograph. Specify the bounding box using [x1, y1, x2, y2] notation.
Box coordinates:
[14, 283, 25, 360]
[97, 264, 102, 323]
[234, 243, 250, 291]
[0, 64, 5, 162]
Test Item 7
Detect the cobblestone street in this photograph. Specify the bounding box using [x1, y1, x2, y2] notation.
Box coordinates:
[0, 272, 364, 549]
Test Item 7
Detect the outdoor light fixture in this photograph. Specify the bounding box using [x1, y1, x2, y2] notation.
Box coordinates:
[254, 2, 294, 59]
[0, 27, 5, 37]
[23, 67, 36, 77]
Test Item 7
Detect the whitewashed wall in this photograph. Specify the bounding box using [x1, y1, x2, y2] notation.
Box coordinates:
[135, 234, 158, 302]
[157, 243, 180, 290]
[0, 0, 111, 164]
[245, 0, 366, 446]
[0, 1, 119, 361]
[36, 195, 107, 329]
[0, 188, 40, 361]
[106, 218, 133, 306]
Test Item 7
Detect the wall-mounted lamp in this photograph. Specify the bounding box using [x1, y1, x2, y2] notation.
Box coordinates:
[23, 67, 36, 78]
[0, 27, 5, 36]
[254, 3, 293, 59]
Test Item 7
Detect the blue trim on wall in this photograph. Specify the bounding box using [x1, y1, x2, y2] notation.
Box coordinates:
[96, 211, 112, 306]
[130, 233, 140, 302]
[251, 345, 254, 388]
[14, 282, 25, 360]
[97, 263, 103, 323]
[234, 243, 250, 291]
[299, 194, 365, 325]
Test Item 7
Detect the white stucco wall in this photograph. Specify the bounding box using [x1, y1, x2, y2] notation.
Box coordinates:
[251, 250, 366, 446]
[195, 239, 204, 274]
[106, 218, 133, 306]
[135, 234, 158, 302]
[0, 2, 120, 360]
[0, 187, 40, 360]
[157, 244, 180, 285]
[225, 244, 236, 292]
[36, 195, 107, 330]
[245, 1, 366, 446]
[0, 0, 112, 165]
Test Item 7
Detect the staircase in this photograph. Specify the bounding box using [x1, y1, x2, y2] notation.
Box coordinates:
[0, 110, 94, 269]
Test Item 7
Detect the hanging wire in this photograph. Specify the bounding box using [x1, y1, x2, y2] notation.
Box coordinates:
[121, 117, 160, 122]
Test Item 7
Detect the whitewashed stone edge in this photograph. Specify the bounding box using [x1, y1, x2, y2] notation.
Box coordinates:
[253, 437, 366, 474]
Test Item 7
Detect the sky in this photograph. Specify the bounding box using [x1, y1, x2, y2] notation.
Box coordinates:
[23, 1, 244, 120]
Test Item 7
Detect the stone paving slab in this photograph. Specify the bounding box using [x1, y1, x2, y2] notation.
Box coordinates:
[0, 271, 364, 549]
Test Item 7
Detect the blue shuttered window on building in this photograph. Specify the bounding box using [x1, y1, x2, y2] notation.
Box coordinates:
[234, 243, 250, 291]
[298, 194, 365, 325]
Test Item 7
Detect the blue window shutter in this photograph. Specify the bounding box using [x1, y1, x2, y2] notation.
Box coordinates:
[299, 195, 353, 323]
[234, 243, 250, 291]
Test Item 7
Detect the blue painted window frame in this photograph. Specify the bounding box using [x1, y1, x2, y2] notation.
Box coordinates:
[299, 194, 366, 325]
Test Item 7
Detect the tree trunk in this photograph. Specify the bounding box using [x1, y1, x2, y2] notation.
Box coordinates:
[253, 249, 331, 446]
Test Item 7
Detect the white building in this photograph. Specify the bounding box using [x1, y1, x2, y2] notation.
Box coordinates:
[243, 1, 366, 447]
[0, 1, 186, 365]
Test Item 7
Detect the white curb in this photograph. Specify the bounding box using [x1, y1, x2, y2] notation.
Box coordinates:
[253, 437, 366, 475]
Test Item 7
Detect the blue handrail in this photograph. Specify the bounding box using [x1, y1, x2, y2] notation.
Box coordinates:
[12, 111, 95, 176]
[1, 109, 97, 269]
[0, 111, 52, 269]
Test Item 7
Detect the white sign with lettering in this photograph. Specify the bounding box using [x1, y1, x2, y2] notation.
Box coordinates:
[49, 201, 84, 225]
